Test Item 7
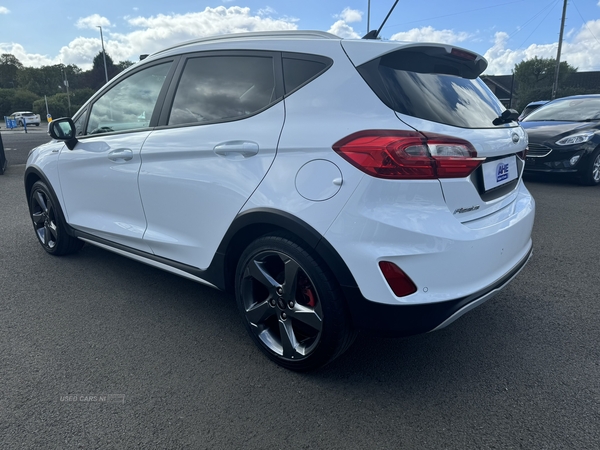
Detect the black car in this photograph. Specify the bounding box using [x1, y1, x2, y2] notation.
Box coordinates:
[517, 100, 548, 121]
[521, 95, 600, 185]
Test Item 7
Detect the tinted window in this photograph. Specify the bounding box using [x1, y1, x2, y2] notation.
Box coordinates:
[169, 55, 277, 126]
[283, 57, 328, 94]
[524, 97, 600, 122]
[86, 62, 172, 135]
[358, 52, 507, 129]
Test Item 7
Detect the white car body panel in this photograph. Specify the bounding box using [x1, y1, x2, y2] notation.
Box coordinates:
[325, 178, 534, 305]
[57, 132, 153, 252]
[138, 103, 284, 269]
[241, 43, 407, 233]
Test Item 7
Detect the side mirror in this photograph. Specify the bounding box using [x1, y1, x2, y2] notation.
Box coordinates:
[48, 118, 78, 150]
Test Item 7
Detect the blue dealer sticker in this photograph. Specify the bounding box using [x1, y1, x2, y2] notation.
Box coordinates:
[482, 156, 518, 191]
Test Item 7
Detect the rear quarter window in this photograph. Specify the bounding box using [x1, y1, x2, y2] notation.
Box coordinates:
[282, 54, 332, 95]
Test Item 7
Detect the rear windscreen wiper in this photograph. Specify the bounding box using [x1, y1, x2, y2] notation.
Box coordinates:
[493, 109, 519, 126]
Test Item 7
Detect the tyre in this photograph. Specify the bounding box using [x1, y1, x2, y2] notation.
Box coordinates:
[235, 234, 356, 371]
[579, 149, 600, 186]
[17, 120, 23, 127]
[29, 181, 83, 255]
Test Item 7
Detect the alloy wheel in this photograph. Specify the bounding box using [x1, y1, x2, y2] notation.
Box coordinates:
[239, 250, 323, 361]
[593, 152, 600, 183]
[30, 189, 58, 249]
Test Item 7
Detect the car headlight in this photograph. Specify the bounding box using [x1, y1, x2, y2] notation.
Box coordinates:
[555, 132, 595, 146]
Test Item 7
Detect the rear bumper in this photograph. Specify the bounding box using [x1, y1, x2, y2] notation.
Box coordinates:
[344, 245, 532, 336]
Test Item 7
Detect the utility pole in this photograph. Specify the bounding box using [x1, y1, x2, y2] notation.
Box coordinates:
[551, 0, 568, 100]
[97, 26, 109, 84]
[61, 66, 71, 116]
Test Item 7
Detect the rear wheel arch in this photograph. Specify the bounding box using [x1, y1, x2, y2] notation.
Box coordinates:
[217, 209, 358, 295]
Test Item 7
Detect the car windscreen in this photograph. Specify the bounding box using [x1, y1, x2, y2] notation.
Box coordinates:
[523, 97, 600, 122]
[357, 50, 507, 129]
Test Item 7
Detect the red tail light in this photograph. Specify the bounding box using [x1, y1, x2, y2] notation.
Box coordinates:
[333, 130, 484, 179]
[379, 261, 417, 297]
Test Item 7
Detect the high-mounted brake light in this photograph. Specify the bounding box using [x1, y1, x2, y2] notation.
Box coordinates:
[450, 48, 477, 61]
[333, 130, 484, 180]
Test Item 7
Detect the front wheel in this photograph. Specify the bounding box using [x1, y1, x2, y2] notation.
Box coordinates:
[29, 181, 83, 255]
[235, 234, 355, 371]
[579, 149, 600, 186]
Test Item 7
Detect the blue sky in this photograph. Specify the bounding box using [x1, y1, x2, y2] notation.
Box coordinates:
[1, 1, 600, 74]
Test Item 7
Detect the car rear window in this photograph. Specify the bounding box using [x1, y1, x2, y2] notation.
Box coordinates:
[357, 48, 508, 129]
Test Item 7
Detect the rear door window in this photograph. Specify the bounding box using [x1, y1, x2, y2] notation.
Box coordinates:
[167, 54, 280, 126]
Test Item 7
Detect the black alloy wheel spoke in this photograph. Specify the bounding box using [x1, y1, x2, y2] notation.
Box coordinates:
[282, 256, 300, 300]
[288, 304, 322, 331]
[35, 191, 47, 213]
[278, 319, 301, 358]
[248, 259, 280, 291]
[246, 299, 276, 325]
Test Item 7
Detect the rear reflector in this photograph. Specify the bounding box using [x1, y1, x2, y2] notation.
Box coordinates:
[379, 261, 417, 297]
[333, 130, 484, 179]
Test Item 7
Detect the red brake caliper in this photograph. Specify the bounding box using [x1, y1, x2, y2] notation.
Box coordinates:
[298, 274, 316, 308]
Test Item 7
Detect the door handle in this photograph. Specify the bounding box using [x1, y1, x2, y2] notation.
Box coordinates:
[108, 148, 133, 162]
[214, 141, 259, 159]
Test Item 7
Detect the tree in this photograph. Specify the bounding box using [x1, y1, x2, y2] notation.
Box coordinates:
[0, 88, 39, 115]
[514, 57, 577, 110]
[86, 51, 120, 91]
[32, 88, 95, 118]
[116, 60, 135, 72]
[0, 54, 24, 89]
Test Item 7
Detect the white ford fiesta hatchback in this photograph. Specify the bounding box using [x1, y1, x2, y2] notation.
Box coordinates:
[25, 31, 535, 370]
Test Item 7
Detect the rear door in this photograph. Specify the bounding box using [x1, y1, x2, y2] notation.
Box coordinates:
[138, 51, 285, 269]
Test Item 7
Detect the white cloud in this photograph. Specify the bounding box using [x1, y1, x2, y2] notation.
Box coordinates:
[390, 26, 470, 44]
[0, 43, 54, 67]
[328, 20, 361, 39]
[118, 7, 297, 59]
[76, 14, 111, 30]
[0, 6, 9, 14]
[328, 7, 363, 39]
[338, 8, 362, 24]
[484, 21, 600, 74]
[8, 6, 298, 69]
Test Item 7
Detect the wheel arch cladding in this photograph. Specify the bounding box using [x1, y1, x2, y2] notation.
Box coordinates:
[216, 208, 359, 295]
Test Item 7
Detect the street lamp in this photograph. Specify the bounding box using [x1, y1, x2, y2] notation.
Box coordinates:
[97, 26, 109, 84]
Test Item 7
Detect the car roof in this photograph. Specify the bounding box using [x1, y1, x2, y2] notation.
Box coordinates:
[151, 30, 340, 58]
[143, 30, 487, 76]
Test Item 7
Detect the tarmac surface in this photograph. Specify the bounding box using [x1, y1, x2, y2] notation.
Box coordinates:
[0, 132, 599, 449]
